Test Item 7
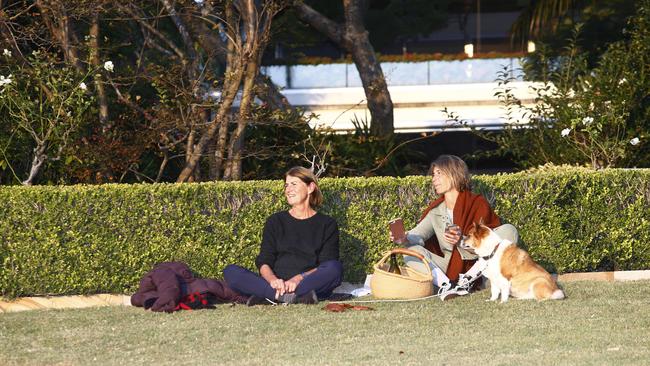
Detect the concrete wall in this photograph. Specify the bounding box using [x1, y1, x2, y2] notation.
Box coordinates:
[281, 82, 539, 133]
[260, 58, 536, 133]
[262, 58, 524, 89]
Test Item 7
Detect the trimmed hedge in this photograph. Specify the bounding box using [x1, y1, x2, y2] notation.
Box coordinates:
[1, 167, 649, 298]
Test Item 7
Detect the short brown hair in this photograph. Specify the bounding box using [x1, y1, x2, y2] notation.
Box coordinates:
[429, 155, 471, 192]
[285, 166, 323, 207]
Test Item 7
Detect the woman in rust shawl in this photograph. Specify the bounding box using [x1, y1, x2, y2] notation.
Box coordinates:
[400, 155, 519, 300]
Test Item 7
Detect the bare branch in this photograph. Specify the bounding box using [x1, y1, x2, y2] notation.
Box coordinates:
[116, 3, 186, 59]
[36, 0, 84, 72]
[159, 0, 198, 62]
[301, 136, 329, 178]
[293, 1, 344, 45]
[108, 79, 158, 123]
[363, 133, 440, 176]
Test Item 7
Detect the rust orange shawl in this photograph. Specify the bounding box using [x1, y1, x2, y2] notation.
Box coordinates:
[420, 190, 500, 281]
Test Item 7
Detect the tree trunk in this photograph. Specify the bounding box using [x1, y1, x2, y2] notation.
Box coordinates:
[186, 13, 291, 112]
[184, 129, 197, 182]
[156, 149, 169, 183]
[209, 3, 241, 182]
[176, 32, 244, 183]
[176, 71, 243, 182]
[223, 0, 270, 181]
[212, 113, 231, 181]
[22, 143, 47, 186]
[294, 0, 394, 136]
[344, 27, 394, 136]
[178, 5, 237, 182]
[36, 0, 84, 73]
[223, 58, 258, 180]
[176, 0, 282, 182]
[89, 11, 110, 130]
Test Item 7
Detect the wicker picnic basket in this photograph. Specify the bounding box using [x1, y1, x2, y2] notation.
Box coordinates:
[370, 248, 434, 299]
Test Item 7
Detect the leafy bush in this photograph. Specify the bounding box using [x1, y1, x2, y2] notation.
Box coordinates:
[481, 166, 650, 273]
[306, 118, 428, 178]
[0, 50, 97, 185]
[456, 1, 649, 169]
[1, 167, 649, 298]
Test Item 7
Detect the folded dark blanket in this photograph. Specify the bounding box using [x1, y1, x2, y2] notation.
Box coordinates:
[131, 261, 248, 312]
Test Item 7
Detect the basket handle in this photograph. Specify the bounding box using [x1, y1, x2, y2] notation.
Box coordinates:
[377, 247, 434, 278]
[389, 248, 425, 260]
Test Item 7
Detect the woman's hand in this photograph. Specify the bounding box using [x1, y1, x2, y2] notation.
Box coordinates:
[260, 265, 286, 298]
[270, 278, 286, 297]
[284, 275, 303, 293]
[389, 231, 408, 245]
[444, 224, 462, 246]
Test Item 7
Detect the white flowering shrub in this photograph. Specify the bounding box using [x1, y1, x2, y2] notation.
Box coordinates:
[103, 60, 114, 72]
[0, 50, 95, 184]
[458, 2, 649, 169]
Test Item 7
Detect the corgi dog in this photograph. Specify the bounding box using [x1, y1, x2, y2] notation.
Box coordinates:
[461, 222, 565, 303]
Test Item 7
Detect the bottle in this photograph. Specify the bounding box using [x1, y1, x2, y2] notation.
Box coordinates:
[388, 253, 402, 275]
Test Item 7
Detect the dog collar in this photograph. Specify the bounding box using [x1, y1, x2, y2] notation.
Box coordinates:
[481, 240, 506, 260]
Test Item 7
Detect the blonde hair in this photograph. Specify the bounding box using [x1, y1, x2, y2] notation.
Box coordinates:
[429, 155, 471, 192]
[285, 166, 323, 208]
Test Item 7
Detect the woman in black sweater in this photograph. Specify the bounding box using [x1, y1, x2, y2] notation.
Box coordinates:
[223, 167, 343, 305]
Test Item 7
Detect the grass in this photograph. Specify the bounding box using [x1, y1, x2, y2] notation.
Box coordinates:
[1, 280, 650, 365]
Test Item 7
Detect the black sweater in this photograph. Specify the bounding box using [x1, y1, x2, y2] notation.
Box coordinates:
[255, 211, 339, 280]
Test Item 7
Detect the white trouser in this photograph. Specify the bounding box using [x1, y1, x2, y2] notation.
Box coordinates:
[402, 247, 450, 288]
[404, 252, 486, 288]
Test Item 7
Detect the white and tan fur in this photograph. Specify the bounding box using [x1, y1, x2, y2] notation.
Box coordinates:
[461, 222, 565, 303]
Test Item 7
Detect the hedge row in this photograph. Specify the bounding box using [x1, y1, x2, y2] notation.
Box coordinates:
[1, 167, 649, 298]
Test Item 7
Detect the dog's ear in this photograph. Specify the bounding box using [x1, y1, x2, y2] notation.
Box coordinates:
[467, 221, 478, 235]
[478, 217, 485, 226]
[476, 221, 490, 238]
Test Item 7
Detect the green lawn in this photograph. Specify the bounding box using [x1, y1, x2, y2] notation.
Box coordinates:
[1, 281, 649, 365]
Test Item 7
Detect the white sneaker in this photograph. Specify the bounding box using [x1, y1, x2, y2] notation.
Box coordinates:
[437, 282, 469, 301]
[455, 273, 475, 292]
[436, 282, 450, 295]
